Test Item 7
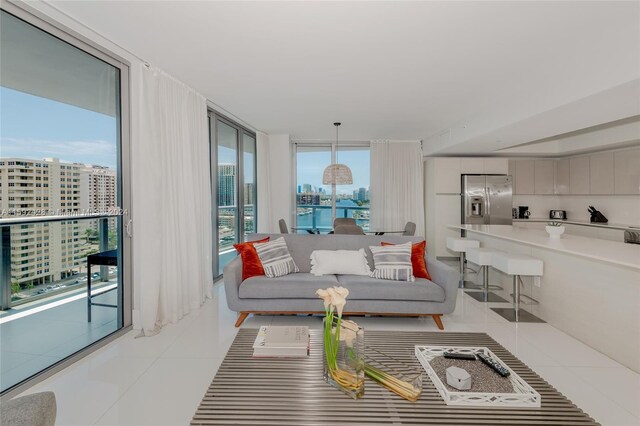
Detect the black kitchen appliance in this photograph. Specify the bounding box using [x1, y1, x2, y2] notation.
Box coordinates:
[588, 206, 608, 223]
[518, 206, 531, 219]
[549, 210, 567, 220]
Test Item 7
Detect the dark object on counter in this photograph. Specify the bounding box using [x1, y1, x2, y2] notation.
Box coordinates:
[588, 206, 608, 223]
[624, 230, 640, 245]
[512, 208, 518, 219]
[518, 206, 531, 219]
[549, 210, 567, 220]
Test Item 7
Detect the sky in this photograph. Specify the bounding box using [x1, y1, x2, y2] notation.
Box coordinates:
[1, 86, 367, 191]
[0, 87, 118, 169]
[297, 148, 370, 195]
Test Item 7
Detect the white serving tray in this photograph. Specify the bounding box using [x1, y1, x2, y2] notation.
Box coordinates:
[415, 345, 541, 408]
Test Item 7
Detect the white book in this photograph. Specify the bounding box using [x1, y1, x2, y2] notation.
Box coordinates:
[252, 326, 309, 358]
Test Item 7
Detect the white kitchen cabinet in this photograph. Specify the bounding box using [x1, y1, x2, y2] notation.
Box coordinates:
[534, 160, 555, 194]
[514, 159, 535, 194]
[460, 158, 484, 174]
[434, 158, 461, 194]
[484, 158, 509, 174]
[569, 156, 590, 195]
[614, 148, 640, 194]
[555, 158, 570, 194]
[589, 152, 614, 194]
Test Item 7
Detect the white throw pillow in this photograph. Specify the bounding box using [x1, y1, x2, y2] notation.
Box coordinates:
[310, 249, 371, 276]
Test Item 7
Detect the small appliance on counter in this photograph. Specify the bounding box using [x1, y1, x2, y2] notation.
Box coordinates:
[549, 210, 567, 220]
[518, 206, 531, 219]
[512, 208, 518, 219]
[588, 206, 608, 224]
[624, 230, 640, 245]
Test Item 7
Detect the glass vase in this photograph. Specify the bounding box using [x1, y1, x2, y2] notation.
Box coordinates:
[323, 317, 365, 399]
[365, 346, 423, 402]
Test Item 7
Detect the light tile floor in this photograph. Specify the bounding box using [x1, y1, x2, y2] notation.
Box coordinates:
[17, 282, 640, 426]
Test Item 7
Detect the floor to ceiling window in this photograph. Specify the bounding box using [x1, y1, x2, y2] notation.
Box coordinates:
[0, 6, 131, 394]
[209, 113, 257, 277]
[294, 143, 370, 233]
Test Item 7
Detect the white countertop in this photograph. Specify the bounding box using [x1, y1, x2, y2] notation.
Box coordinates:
[513, 218, 639, 231]
[449, 224, 640, 270]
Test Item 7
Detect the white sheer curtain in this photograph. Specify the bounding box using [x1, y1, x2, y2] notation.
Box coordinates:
[369, 140, 425, 237]
[132, 65, 212, 335]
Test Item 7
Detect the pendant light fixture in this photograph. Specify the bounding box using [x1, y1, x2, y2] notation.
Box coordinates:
[322, 122, 353, 185]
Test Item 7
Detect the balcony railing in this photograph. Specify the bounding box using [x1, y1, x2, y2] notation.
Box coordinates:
[296, 204, 370, 233]
[0, 213, 120, 310]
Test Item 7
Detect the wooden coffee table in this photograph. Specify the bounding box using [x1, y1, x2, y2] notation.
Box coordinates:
[192, 329, 598, 425]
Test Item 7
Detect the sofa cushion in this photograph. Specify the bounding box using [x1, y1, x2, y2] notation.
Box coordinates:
[239, 273, 339, 299]
[336, 275, 445, 302]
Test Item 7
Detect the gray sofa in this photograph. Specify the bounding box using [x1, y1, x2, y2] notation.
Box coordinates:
[224, 234, 459, 329]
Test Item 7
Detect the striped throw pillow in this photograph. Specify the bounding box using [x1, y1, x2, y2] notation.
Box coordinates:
[254, 237, 299, 278]
[369, 242, 415, 282]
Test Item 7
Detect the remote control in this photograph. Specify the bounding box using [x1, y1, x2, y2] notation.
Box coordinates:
[443, 352, 477, 361]
[476, 353, 510, 377]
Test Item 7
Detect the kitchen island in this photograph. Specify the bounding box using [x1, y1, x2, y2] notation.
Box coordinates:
[449, 224, 640, 372]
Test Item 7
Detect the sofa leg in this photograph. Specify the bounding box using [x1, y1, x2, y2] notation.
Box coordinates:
[432, 314, 444, 330]
[235, 312, 249, 327]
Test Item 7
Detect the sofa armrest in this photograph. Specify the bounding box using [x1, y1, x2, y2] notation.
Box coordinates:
[426, 254, 459, 314]
[223, 256, 243, 311]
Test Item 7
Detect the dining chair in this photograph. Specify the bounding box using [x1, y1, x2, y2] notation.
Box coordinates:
[334, 225, 365, 235]
[278, 219, 289, 234]
[333, 218, 357, 228]
[403, 221, 416, 236]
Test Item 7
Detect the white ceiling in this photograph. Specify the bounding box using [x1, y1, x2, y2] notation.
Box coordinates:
[50, 1, 640, 152]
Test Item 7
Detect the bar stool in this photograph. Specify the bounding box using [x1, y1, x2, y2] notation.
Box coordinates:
[490, 252, 545, 323]
[465, 248, 507, 303]
[446, 237, 480, 289]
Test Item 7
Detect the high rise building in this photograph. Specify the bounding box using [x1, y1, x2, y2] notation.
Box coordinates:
[297, 185, 302, 193]
[82, 165, 117, 231]
[302, 183, 313, 193]
[358, 187, 367, 202]
[0, 158, 87, 285]
[218, 164, 236, 206]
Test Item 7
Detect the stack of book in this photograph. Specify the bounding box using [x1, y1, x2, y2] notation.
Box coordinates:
[252, 325, 310, 358]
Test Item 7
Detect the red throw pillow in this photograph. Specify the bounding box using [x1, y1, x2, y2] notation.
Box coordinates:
[381, 241, 431, 280]
[233, 237, 270, 281]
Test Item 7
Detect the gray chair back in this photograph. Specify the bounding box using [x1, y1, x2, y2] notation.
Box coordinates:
[334, 225, 365, 235]
[333, 218, 356, 228]
[278, 219, 289, 234]
[403, 221, 416, 236]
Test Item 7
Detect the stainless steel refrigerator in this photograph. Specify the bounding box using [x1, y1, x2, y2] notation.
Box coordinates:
[461, 175, 513, 225]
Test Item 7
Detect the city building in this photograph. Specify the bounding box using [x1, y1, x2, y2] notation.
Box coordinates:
[218, 164, 236, 206]
[0, 158, 86, 285]
[296, 193, 321, 205]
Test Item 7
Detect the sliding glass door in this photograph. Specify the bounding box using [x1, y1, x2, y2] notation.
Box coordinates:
[0, 6, 130, 394]
[209, 113, 257, 277]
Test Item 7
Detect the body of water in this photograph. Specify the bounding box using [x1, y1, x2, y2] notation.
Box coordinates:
[297, 200, 369, 232]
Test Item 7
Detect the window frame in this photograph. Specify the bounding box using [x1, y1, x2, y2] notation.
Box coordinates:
[291, 140, 370, 231]
[0, 0, 132, 398]
[208, 110, 257, 279]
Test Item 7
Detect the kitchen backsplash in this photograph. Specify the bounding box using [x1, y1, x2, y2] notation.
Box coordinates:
[513, 194, 640, 225]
